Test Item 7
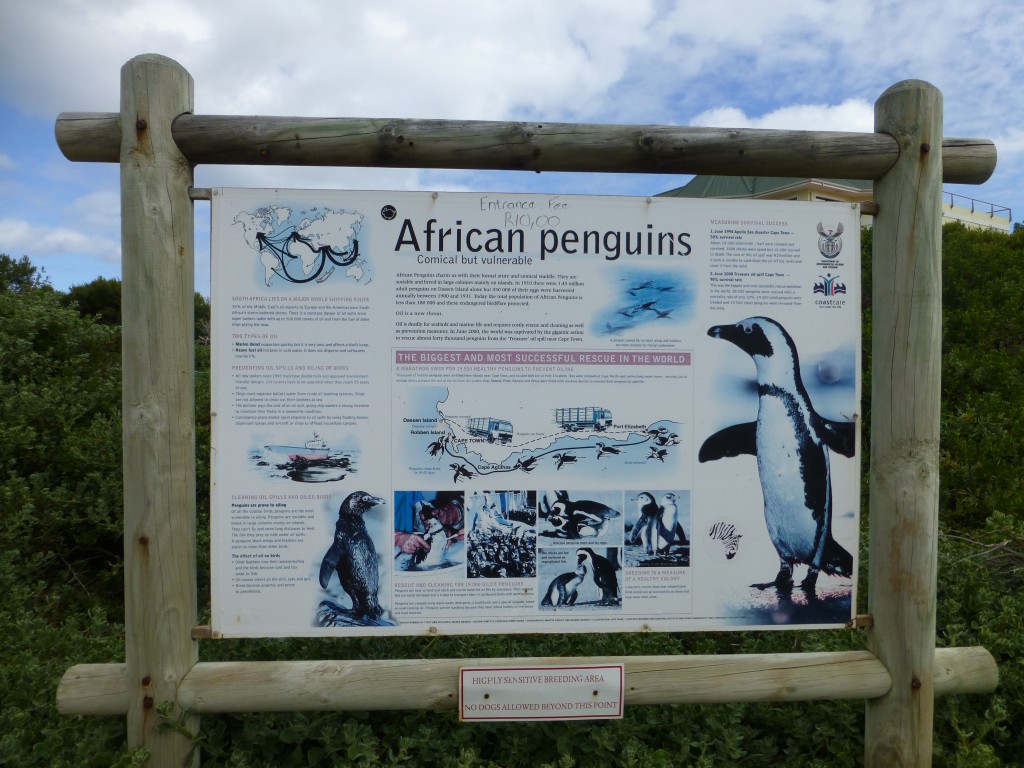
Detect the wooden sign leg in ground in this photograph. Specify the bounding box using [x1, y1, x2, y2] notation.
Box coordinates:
[120, 54, 198, 765]
[866, 80, 944, 767]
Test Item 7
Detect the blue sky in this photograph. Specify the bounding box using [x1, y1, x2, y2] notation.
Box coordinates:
[2, 0, 1022, 295]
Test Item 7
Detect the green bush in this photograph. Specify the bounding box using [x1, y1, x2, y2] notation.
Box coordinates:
[2, 224, 1022, 765]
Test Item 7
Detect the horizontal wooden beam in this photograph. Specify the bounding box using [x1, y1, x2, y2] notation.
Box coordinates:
[56, 662, 130, 716]
[54, 113, 996, 185]
[57, 646, 997, 716]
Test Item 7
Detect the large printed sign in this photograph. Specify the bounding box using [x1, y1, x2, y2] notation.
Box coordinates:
[210, 189, 861, 637]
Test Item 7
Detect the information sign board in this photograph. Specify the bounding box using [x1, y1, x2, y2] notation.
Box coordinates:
[210, 189, 861, 636]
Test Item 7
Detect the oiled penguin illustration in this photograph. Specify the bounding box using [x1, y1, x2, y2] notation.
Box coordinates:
[319, 491, 386, 620]
[699, 317, 855, 593]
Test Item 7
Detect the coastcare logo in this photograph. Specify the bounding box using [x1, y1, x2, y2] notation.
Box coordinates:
[813, 273, 847, 298]
[816, 222, 844, 259]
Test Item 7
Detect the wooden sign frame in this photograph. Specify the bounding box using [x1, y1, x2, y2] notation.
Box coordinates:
[54, 54, 999, 767]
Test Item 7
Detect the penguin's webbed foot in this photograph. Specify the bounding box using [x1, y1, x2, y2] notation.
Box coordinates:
[799, 568, 818, 592]
[751, 564, 795, 594]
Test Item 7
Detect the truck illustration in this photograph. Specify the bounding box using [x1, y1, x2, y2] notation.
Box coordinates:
[554, 407, 613, 432]
[467, 417, 514, 444]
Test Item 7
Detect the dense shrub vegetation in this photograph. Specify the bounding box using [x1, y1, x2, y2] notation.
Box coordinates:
[0, 224, 1021, 765]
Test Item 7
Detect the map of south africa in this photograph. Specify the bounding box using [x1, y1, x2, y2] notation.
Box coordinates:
[233, 205, 367, 286]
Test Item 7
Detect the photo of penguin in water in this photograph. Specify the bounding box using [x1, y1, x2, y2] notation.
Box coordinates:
[316, 491, 394, 627]
[699, 316, 857, 598]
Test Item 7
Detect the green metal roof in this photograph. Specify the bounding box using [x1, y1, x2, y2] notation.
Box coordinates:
[660, 176, 872, 198]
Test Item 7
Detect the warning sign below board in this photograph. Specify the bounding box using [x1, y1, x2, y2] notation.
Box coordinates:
[460, 664, 624, 722]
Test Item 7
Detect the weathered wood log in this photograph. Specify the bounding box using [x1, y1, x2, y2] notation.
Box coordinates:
[55, 112, 996, 184]
[119, 53, 198, 766]
[57, 646, 997, 716]
[865, 80, 945, 768]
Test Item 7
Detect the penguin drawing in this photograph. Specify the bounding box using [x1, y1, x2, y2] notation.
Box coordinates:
[646, 447, 668, 462]
[699, 317, 856, 594]
[540, 563, 587, 607]
[514, 456, 538, 472]
[594, 442, 621, 459]
[450, 463, 474, 482]
[318, 491, 386, 621]
[553, 453, 578, 470]
[628, 492, 661, 554]
[576, 547, 620, 605]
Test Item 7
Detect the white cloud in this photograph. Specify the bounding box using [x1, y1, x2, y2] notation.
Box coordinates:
[0, 217, 120, 262]
[0, 153, 14, 170]
[0, 0, 658, 123]
[690, 99, 874, 133]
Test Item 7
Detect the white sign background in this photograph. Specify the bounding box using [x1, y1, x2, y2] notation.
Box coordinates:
[210, 189, 861, 637]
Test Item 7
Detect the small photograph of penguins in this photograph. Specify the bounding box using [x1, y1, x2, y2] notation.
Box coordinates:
[536, 490, 624, 546]
[593, 269, 696, 337]
[538, 546, 622, 609]
[624, 490, 690, 568]
[315, 491, 395, 628]
[465, 490, 537, 579]
[392, 491, 466, 573]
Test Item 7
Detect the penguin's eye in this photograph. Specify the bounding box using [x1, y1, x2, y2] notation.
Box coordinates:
[740, 323, 754, 334]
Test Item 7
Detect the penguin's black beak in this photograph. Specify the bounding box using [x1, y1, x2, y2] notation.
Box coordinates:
[577, 553, 586, 565]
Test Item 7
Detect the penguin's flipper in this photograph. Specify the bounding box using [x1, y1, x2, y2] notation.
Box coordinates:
[699, 422, 757, 462]
[319, 542, 344, 588]
[673, 522, 689, 546]
[814, 417, 857, 458]
[627, 518, 644, 544]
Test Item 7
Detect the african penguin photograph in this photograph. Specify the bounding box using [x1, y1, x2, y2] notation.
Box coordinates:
[624, 489, 690, 567]
[315, 490, 394, 627]
[699, 315, 858, 623]
[536, 546, 622, 609]
[537, 489, 623, 544]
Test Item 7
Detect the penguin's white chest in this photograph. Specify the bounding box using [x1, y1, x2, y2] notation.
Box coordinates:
[755, 395, 824, 560]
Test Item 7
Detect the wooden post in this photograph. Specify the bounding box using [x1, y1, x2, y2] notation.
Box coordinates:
[866, 80, 944, 766]
[120, 54, 198, 765]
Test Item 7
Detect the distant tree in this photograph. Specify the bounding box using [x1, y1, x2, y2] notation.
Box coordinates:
[0, 253, 49, 293]
[63, 276, 122, 325]
[63, 274, 212, 342]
